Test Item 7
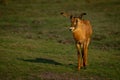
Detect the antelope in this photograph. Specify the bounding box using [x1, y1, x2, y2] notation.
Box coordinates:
[61, 12, 92, 70]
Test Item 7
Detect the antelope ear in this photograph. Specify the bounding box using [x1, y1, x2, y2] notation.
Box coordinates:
[70, 15, 73, 19]
[60, 12, 72, 18]
[79, 13, 87, 19]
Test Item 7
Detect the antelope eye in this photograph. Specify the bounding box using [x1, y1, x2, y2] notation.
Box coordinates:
[76, 19, 78, 23]
[74, 20, 78, 25]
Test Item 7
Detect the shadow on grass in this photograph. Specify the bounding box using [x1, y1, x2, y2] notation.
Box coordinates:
[18, 58, 62, 65]
[18, 58, 77, 70]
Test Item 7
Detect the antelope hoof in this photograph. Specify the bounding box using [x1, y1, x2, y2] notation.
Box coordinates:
[78, 66, 81, 71]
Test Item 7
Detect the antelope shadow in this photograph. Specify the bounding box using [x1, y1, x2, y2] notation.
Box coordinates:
[18, 58, 77, 70]
[18, 58, 62, 65]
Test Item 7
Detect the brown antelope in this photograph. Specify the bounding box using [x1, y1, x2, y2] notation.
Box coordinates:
[61, 12, 92, 70]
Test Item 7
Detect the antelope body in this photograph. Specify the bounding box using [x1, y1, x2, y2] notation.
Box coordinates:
[61, 12, 92, 70]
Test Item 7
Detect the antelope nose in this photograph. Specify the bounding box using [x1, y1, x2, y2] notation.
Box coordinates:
[69, 27, 74, 31]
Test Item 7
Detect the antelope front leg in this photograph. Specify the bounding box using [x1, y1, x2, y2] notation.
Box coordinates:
[76, 43, 81, 70]
[83, 38, 91, 68]
[83, 46, 87, 68]
[83, 40, 89, 68]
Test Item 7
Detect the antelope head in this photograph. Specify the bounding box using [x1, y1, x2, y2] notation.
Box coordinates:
[61, 12, 86, 31]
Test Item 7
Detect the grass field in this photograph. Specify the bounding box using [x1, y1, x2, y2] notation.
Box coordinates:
[0, 0, 120, 80]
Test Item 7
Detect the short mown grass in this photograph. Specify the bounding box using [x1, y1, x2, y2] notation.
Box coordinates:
[0, 0, 120, 80]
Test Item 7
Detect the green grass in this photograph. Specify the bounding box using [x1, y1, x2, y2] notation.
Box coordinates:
[0, 0, 120, 80]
